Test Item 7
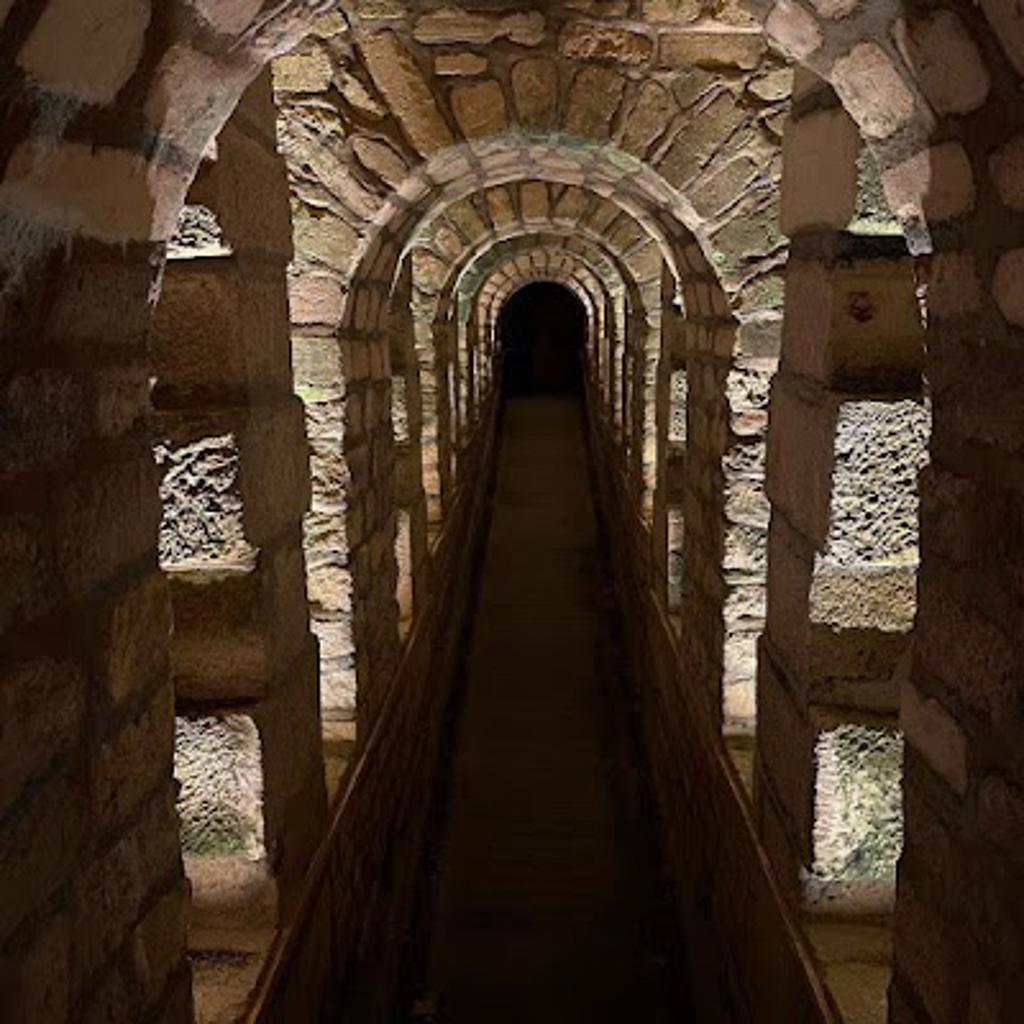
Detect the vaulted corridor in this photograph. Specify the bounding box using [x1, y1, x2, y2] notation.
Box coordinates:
[4, 4, 1024, 1023]
[414, 396, 687, 1023]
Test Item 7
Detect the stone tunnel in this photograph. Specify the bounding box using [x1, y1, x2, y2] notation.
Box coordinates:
[1, 2, 1023, 1022]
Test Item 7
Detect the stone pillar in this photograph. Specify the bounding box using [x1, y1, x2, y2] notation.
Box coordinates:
[757, 89, 926, 932]
[0, 240, 191, 1021]
[675, 242, 765, 733]
[431, 316, 455, 518]
[389, 260, 429, 641]
[626, 306, 649, 504]
[152, 75, 326, 962]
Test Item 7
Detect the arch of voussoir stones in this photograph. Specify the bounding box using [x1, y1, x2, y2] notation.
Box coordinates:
[401, 221, 643, 524]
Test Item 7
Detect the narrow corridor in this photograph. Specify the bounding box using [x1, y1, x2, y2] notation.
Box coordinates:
[414, 396, 689, 1023]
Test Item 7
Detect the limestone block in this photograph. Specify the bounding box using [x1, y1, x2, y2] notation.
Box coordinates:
[152, 260, 291, 401]
[0, 513, 56, 637]
[0, 139, 186, 244]
[413, 7, 546, 46]
[293, 334, 347, 403]
[783, 257, 924, 388]
[315, 618, 357, 720]
[0, 911, 70, 1022]
[989, 134, 1024, 211]
[520, 181, 549, 222]
[450, 79, 507, 138]
[168, 568, 269, 701]
[352, 136, 409, 188]
[781, 108, 860, 234]
[756, 645, 815, 860]
[765, 0, 823, 60]
[881, 142, 976, 224]
[360, 32, 454, 157]
[71, 786, 180, 992]
[808, 0, 856, 17]
[994, 249, 1024, 327]
[0, 658, 84, 815]
[766, 377, 837, 546]
[831, 43, 917, 140]
[189, 0, 264, 35]
[901, 680, 967, 795]
[642, 0, 702, 21]
[90, 571, 172, 707]
[240, 399, 314, 546]
[559, 22, 653, 65]
[289, 275, 344, 328]
[18, 0, 150, 105]
[893, 9, 990, 115]
[916, 569, 1017, 728]
[621, 81, 676, 158]
[690, 155, 759, 220]
[564, 65, 626, 140]
[982, 0, 1024, 76]
[53, 456, 161, 600]
[435, 52, 488, 76]
[657, 91, 746, 189]
[92, 683, 174, 831]
[272, 43, 334, 93]
[291, 205, 360, 276]
[659, 31, 765, 70]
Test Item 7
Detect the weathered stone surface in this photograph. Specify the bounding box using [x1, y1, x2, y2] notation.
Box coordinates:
[351, 136, 408, 187]
[766, 0, 823, 59]
[272, 44, 333, 93]
[510, 57, 558, 128]
[559, 22, 653, 65]
[659, 31, 765, 70]
[564, 65, 625, 139]
[360, 31, 454, 156]
[435, 52, 488, 76]
[831, 43, 916, 140]
[781, 108, 860, 233]
[450, 79, 508, 138]
[894, 10, 990, 116]
[17, 0, 150, 105]
[901, 681, 968, 795]
[990, 133, 1024, 211]
[657, 91, 745, 188]
[881, 142, 976, 223]
[621, 81, 676, 157]
[413, 6, 546, 46]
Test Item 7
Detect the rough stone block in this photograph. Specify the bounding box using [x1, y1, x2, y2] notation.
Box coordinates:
[781, 108, 860, 234]
[765, 376, 836, 546]
[92, 683, 175, 831]
[54, 456, 161, 600]
[0, 657, 84, 815]
[169, 567, 269, 702]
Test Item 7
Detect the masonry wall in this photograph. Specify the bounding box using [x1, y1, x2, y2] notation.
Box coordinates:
[246, 389, 498, 1022]
[583, 346, 834, 1023]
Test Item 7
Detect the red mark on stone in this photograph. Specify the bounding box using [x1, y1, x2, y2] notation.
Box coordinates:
[848, 290, 875, 323]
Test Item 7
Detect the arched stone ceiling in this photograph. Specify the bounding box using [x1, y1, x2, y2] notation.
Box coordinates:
[273, 2, 790, 336]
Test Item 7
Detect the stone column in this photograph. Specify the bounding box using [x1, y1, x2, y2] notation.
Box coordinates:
[153, 75, 327, 961]
[0, 242, 191, 1021]
[431, 316, 455, 518]
[389, 260, 428, 641]
[757, 91, 926, 931]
